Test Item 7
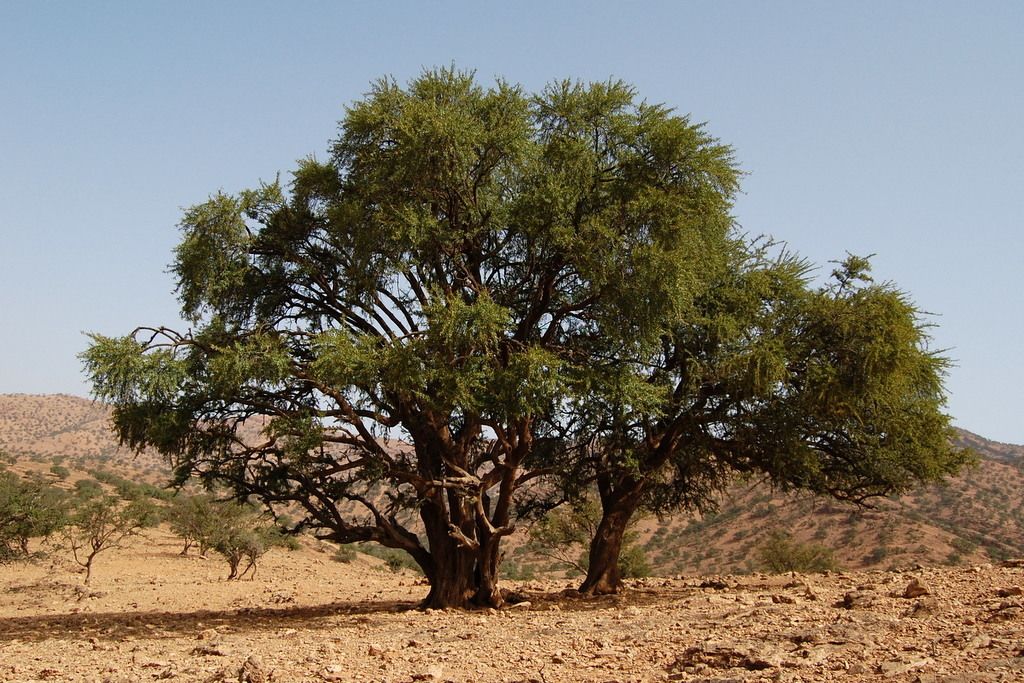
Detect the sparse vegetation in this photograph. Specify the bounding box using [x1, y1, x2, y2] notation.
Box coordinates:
[64, 495, 159, 583]
[758, 532, 838, 574]
[167, 494, 221, 556]
[0, 470, 68, 560]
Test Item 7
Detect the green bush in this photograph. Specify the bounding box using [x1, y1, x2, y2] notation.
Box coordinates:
[49, 464, 70, 480]
[356, 543, 422, 574]
[332, 545, 358, 563]
[0, 471, 68, 559]
[758, 532, 837, 574]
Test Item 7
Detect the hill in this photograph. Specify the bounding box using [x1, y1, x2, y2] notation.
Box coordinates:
[3, 393, 1023, 577]
[0, 393, 168, 483]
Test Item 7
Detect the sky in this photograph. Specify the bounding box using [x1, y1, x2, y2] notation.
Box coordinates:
[1, 1, 1021, 442]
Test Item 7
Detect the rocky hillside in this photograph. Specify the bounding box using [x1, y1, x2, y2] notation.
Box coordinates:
[613, 430, 1024, 576]
[0, 393, 167, 482]
[3, 393, 1023, 576]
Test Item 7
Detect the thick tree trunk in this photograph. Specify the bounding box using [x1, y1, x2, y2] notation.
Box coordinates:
[579, 489, 641, 596]
[472, 534, 504, 607]
[417, 493, 481, 609]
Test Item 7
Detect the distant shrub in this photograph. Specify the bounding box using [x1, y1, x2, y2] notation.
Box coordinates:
[64, 495, 157, 583]
[758, 532, 837, 574]
[356, 543, 422, 574]
[619, 542, 652, 579]
[332, 545, 358, 563]
[206, 504, 292, 580]
[501, 560, 536, 581]
[49, 464, 70, 480]
[73, 478, 103, 499]
[866, 545, 890, 564]
[167, 494, 220, 556]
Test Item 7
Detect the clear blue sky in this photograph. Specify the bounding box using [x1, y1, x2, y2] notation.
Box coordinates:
[1, 1, 1021, 442]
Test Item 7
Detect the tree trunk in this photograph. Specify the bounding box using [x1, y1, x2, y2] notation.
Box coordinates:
[579, 495, 639, 596]
[417, 494, 480, 609]
[472, 534, 504, 607]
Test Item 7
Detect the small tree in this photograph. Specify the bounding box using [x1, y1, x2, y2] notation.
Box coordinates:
[0, 471, 68, 559]
[167, 494, 221, 556]
[207, 503, 285, 580]
[65, 495, 157, 583]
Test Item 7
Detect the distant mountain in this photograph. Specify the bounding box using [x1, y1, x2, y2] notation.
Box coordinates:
[3, 393, 1023, 575]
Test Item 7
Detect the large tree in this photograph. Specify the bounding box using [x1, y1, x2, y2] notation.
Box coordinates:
[83, 69, 740, 608]
[562, 251, 971, 595]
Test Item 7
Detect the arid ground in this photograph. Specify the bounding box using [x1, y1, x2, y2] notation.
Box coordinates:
[3, 530, 1024, 683]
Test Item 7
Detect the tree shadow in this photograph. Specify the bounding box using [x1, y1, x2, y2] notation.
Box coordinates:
[0, 598, 418, 643]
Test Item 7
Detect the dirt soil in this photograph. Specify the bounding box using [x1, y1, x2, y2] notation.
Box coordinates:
[2, 530, 1024, 683]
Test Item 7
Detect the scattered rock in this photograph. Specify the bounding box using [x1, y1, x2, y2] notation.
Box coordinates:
[878, 658, 932, 675]
[903, 578, 931, 599]
[965, 633, 992, 650]
[410, 665, 444, 681]
[997, 587, 1023, 597]
[907, 597, 942, 618]
[986, 601, 1023, 622]
[238, 655, 269, 683]
[836, 590, 875, 609]
[668, 645, 776, 672]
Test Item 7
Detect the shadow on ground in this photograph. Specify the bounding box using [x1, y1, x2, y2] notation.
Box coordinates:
[0, 599, 416, 643]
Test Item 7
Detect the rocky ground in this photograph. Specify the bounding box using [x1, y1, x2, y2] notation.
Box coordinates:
[2, 531, 1024, 682]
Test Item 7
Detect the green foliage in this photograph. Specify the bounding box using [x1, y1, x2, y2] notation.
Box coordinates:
[758, 532, 838, 574]
[49, 464, 70, 480]
[0, 471, 68, 560]
[89, 468, 174, 502]
[355, 543, 423, 574]
[500, 560, 536, 581]
[74, 478, 103, 499]
[331, 544, 358, 563]
[527, 498, 649, 578]
[64, 494, 157, 583]
[617, 542, 652, 579]
[167, 494, 221, 556]
[206, 502, 292, 580]
[79, 67, 966, 605]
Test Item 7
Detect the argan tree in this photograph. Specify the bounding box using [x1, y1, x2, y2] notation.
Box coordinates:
[65, 495, 158, 583]
[83, 69, 740, 607]
[208, 503, 287, 580]
[0, 471, 68, 559]
[563, 252, 970, 594]
[167, 493, 220, 556]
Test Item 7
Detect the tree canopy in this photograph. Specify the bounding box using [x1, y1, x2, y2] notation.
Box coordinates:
[83, 68, 967, 607]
